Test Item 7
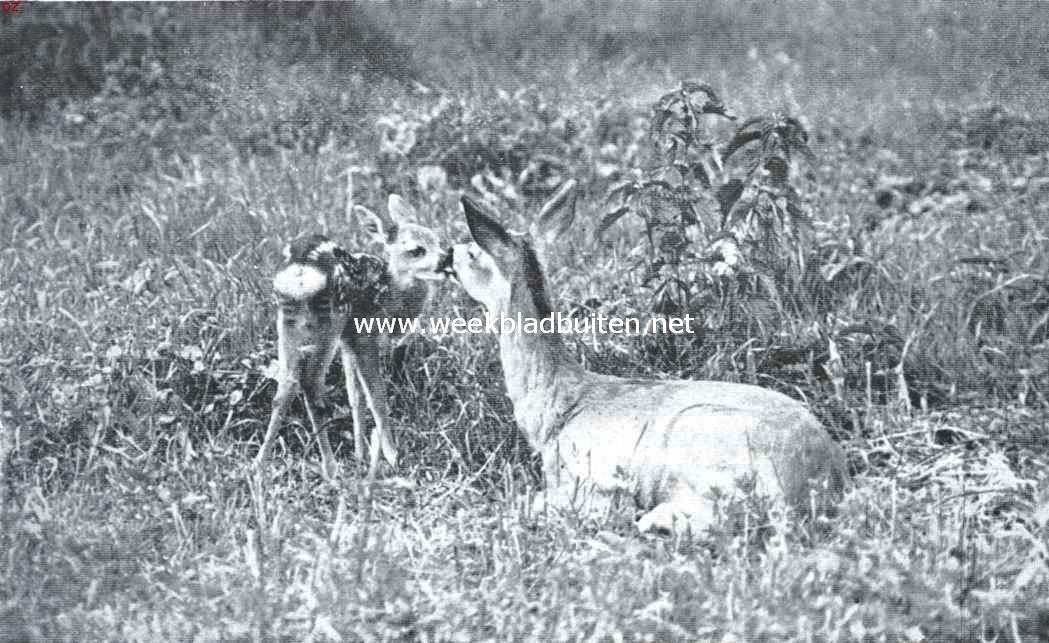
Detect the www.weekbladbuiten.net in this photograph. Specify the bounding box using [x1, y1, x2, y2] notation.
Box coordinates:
[353, 311, 699, 337]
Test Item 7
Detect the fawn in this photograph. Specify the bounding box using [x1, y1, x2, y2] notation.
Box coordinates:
[441, 187, 848, 536]
[257, 195, 443, 479]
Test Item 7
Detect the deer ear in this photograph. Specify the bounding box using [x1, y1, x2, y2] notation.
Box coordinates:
[355, 205, 396, 243]
[386, 194, 417, 224]
[461, 195, 514, 260]
[532, 179, 578, 243]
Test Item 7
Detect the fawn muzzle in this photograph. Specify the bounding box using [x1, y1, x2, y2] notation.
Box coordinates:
[436, 247, 456, 278]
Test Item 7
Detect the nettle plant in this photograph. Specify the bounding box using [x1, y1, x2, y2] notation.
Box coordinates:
[601, 81, 815, 329]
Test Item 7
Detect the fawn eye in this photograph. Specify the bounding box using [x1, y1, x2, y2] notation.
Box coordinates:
[407, 246, 426, 258]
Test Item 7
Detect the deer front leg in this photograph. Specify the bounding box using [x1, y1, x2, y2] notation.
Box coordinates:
[635, 499, 713, 539]
[256, 305, 303, 471]
[351, 335, 398, 477]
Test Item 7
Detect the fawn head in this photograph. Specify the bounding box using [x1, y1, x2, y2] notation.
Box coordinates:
[356, 195, 443, 288]
[447, 181, 577, 316]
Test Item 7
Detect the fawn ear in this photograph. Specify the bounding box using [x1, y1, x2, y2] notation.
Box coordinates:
[355, 205, 397, 243]
[532, 179, 578, 245]
[461, 195, 514, 260]
[386, 194, 417, 224]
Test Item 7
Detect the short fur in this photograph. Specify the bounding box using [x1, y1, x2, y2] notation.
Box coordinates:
[451, 189, 848, 536]
[256, 196, 442, 480]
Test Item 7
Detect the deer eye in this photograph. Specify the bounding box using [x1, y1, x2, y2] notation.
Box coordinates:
[407, 246, 426, 258]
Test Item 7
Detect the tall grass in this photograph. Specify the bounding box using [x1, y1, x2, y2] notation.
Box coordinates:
[2, 1, 1049, 639]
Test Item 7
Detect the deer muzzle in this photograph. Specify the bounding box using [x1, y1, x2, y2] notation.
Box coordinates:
[436, 247, 456, 278]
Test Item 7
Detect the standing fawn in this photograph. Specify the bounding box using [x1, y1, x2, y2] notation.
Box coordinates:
[442, 189, 848, 536]
[257, 195, 443, 479]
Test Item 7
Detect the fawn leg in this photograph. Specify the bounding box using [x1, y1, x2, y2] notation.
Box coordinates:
[301, 314, 341, 480]
[352, 335, 398, 476]
[339, 343, 367, 464]
[257, 305, 304, 469]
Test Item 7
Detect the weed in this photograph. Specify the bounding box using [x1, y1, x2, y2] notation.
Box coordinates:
[2, 2, 1049, 640]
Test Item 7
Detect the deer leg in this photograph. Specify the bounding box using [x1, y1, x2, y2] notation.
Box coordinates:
[352, 335, 397, 477]
[339, 343, 366, 464]
[256, 305, 304, 470]
[301, 313, 341, 480]
[636, 493, 713, 540]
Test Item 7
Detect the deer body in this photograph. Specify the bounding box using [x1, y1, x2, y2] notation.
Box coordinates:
[257, 195, 442, 479]
[448, 192, 847, 535]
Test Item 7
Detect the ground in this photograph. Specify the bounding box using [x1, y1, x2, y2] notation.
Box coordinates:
[2, 2, 1049, 640]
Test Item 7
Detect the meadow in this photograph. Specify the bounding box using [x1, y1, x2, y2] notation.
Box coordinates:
[2, 1, 1049, 640]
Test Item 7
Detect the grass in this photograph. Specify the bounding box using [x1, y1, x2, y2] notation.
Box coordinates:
[3, 1, 1049, 640]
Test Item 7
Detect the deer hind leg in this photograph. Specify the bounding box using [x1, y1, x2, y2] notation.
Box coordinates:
[350, 334, 397, 477]
[301, 311, 341, 480]
[339, 343, 367, 465]
[257, 304, 306, 470]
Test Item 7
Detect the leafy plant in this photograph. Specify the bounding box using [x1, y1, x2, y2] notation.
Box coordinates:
[602, 81, 815, 326]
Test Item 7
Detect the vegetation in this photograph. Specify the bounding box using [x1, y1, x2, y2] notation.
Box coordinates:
[2, 1, 1049, 640]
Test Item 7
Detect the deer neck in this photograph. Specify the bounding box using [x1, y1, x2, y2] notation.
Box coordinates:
[383, 256, 434, 313]
[493, 292, 585, 450]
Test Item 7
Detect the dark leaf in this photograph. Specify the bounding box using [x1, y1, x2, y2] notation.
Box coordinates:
[651, 108, 670, 134]
[722, 128, 763, 161]
[641, 180, 675, 193]
[605, 180, 638, 203]
[597, 205, 632, 237]
[679, 202, 699, 226]
[725, 197, 756, 228]
[652, 283, 684, 316]
[670, 130, 691, 149]
[642, 258, 665, 284]
[673, 163, 691, 181]
[765, 156, 789, 186]
[715, 179, 745, 219]
[691, 162, 712, 188]
[957, 256, 1009, 267]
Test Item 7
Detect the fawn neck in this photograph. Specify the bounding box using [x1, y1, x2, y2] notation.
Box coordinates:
[494, 282, 585, 449]
[385, 277, 432, 319]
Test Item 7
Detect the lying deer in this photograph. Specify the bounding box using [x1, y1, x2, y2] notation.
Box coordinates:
[257, 195, 443, 479]
[441, 188, 848, 536]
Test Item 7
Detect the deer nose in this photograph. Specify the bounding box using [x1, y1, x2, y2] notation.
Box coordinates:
[436, 248, 455, 278]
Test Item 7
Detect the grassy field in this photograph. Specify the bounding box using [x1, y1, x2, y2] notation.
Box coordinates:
[3, 1, 1049, 640]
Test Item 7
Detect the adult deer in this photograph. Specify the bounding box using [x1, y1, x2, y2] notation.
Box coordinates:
[257, 195, 443, 480]
[441, 187, 848, 536]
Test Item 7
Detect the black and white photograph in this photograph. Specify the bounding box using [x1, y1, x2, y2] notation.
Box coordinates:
[2, 1, 1049, 639]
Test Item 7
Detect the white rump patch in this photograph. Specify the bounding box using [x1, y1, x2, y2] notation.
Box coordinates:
[311, 240, 338, 257]
[273, 264, 327, 300]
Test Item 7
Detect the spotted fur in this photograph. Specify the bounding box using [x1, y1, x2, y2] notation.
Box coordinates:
[274, 234, 390, 314]
[258, 194, 443, 481]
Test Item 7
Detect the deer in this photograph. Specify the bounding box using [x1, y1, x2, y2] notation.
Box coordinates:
[440, 186, 849, 537]
[256, 194, 443, 480]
